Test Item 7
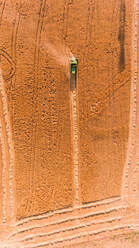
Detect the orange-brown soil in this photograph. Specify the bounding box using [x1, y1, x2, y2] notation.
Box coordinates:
[0, 0, 133, 220]
[0, 0, 139, 247]
[78, 0, 132, 203]
[65, 231, 139, 248]
[0, 143, 2, 222]
[0, 0, 73, 219]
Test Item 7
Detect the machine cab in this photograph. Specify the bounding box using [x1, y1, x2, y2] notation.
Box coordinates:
[70, 57, 78, 75]
[70, 57, 78, 91]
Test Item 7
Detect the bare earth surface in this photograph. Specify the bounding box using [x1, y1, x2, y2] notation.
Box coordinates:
[0, 0, 133, 220]
[0, 0, 139, 248]
[65, 231, 139, 248]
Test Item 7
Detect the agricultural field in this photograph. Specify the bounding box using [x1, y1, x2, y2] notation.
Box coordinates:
[0, 0, 139, 247]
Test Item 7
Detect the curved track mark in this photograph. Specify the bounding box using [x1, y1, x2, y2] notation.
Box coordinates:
[0, 49, 16, 81]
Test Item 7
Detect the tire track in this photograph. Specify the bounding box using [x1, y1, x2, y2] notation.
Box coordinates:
[0, 97, 8, 223]
[27, 0, 47, 215]
[0, 0, 7, 224]
[70, 1, 94, 206]
[9, 216, 124, 244]
[118, 0, 126, 72]
[11, 10, 21, 93]
[0, 20, 16, 221]
[0, 67, 15, 222]
[7, 202, 127, 246]
[8, 8, 21, 222]
[15, 196, 120, 225]
[134, 0, 139, 207]
[0, 0, 6, 28]
[70, 90, 80, 206]
[9, 224, 130, 248]
[9, 8, 21, 149]
[61, 0, 79, 206]
[110, 1, 123, 184]
[83, 0, 94, 114]
[62, 0, 81, 206]
[9, 197, 121, 239]
[79, 0, 95, 204]
[62, 0, 70, 41]
[129, 0, 139, 207]
[121, 0, 138, 205]
[85, 0, 94, 52]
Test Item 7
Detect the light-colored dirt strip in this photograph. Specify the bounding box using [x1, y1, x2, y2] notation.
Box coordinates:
[3, 209, 139, 248]
[127, 0, 139, 207]
[7, 224, 130, 248]
[15, 196, 121, 227]
[0, 108, 8, 223]
[121, 0, 138, 205]
[70, 89, 80, 206]
[125, 0, 139, 208]
[8, 203, 126, 243]
[5, 220, 139, 248]
[0, 136, 3, 222]
[0, 68, 15, 222]
[9, 205, 126, 239]
[9, 216, 123, 243]
[131, 0, 139, 208]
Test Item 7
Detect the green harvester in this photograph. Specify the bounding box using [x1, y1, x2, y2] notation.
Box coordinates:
[70, 56, 78, 91]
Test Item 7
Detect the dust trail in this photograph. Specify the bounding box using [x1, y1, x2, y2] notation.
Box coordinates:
[42, 40, 73, 78]
[44, 40, 80, 205]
